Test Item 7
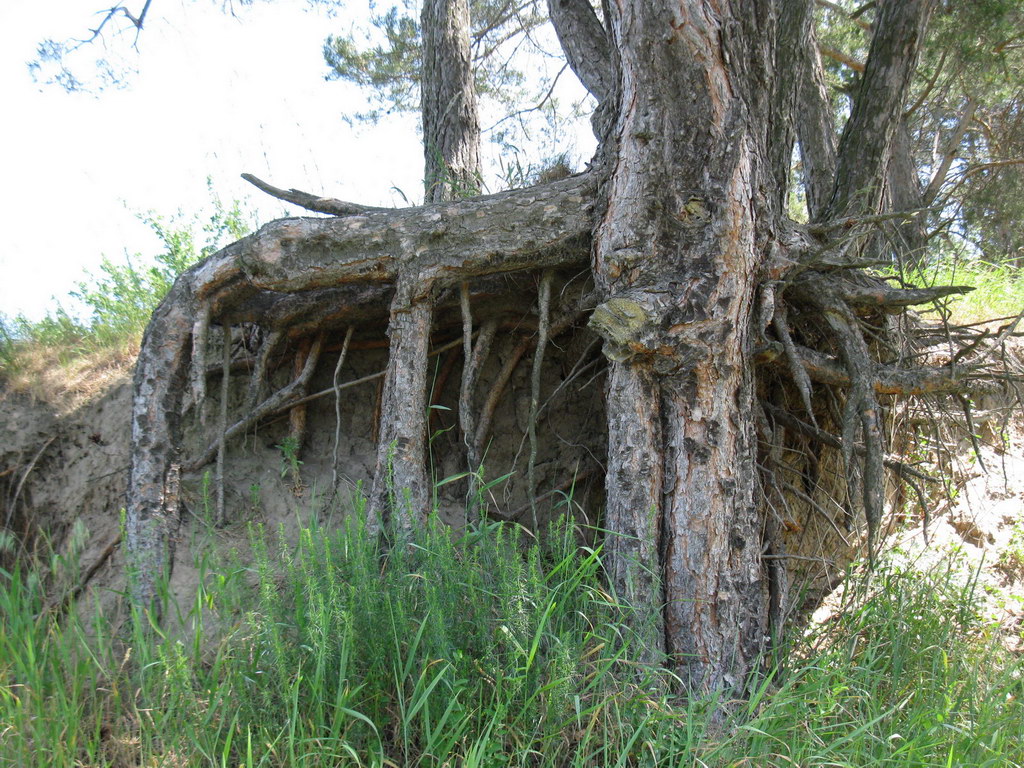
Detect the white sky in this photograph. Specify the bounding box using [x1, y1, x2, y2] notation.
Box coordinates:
[0, 0, 592, 322]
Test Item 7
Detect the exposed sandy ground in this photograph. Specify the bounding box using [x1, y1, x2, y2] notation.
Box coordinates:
[2, 348, 1021, 650]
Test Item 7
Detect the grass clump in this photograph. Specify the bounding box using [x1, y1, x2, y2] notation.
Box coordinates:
[897, 255, 1024, 325]
[1, 513, 1022, 767]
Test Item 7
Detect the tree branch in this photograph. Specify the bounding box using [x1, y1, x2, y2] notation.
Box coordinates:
[546, 0, 614, 104]
[241, 173, 387, 216]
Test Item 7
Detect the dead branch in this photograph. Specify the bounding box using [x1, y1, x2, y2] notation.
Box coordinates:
[838, 283, 974, 311]
[332, 326, 356, 494]
[779, 342, 1001, 397]
[241, 173, 387, 217]
[188, 335, 323, 472]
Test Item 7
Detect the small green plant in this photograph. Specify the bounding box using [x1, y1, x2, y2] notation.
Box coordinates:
[0, 185, 256, 377]
[276, 436, 304, 486]
[249, 482, 262, 512]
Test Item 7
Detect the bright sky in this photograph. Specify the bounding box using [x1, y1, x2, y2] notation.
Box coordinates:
[1, 0, 590, 322]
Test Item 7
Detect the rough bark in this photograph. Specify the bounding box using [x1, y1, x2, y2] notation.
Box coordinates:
[367, 282, 433, 537]
[593, 0, 777, 691]
[546, 0, 613, 104]
[825, 0, 937, 221]
[796, 4, 839, 219]
[421, 0, 481, 203]
[123, 0, 968, 698]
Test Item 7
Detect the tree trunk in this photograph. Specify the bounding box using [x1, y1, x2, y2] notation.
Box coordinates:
[421, 0, 481, 203]
[592, 0, 778, 691]
[123, 0, 954, 695]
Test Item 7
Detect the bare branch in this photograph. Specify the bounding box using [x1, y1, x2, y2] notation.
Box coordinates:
[241, 173, 386, 217]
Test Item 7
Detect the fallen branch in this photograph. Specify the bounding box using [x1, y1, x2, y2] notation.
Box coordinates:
[188, 335, 323, 472]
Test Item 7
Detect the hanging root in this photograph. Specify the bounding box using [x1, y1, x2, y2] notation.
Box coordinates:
[773, 303, 817, 426]
[216, 329, 231, 525]
[331, 326, 355, 496]
[760, 206, 1002, 572]
[474, 306, 586, 468]
[246, 329, 283, 411]
[458, 281, 498, 515]
[528, 271, 553, 530]
[288, 338, 314, 460]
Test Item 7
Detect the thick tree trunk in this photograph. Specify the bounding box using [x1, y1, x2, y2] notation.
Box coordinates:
[421, 0, 481, 203]
[593, 0, 777, 691]
[123, 0, 954, 696]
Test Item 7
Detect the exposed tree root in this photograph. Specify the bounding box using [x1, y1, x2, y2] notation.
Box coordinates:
[527, 270, 553, 528]
[216, 331, 231, 525]
[331, 326, 355, 495]
[187, 334, 323, 472]
[123, 160, 1010, 653]
[458, 284, 498, 514]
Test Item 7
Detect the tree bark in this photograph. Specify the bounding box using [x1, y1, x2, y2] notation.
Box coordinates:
[795, 3, 839, 219]
[546, 0, 613, 105]
[421, 0, 481, 203]
[593, 0, 778, 691]
[825, 0, 937, 221]
[123, 0, 956, 696]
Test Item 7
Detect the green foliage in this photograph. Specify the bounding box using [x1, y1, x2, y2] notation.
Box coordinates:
[0, 188, 254, 373]
[708, 557, 1024, 767]
[2, 508, 1022, 767]
[277, 436, 305, 485]
[896, 255, 1024, 324]
[324, 3, 422, 118]
[815, 0, 1024, 266]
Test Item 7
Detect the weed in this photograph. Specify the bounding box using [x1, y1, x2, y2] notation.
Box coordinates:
[276, 436, 304, 487]
[1, 509, 1021, 767]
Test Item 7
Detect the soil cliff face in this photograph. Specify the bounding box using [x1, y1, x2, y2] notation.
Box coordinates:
[1, 376, 131, 586]
[2, 347, 1021, 646]
[0, 332, 609, 619]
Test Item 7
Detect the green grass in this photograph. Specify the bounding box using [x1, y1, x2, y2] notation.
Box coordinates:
[897, 256, 1024, 324]
[1, 512, 1022, 767]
